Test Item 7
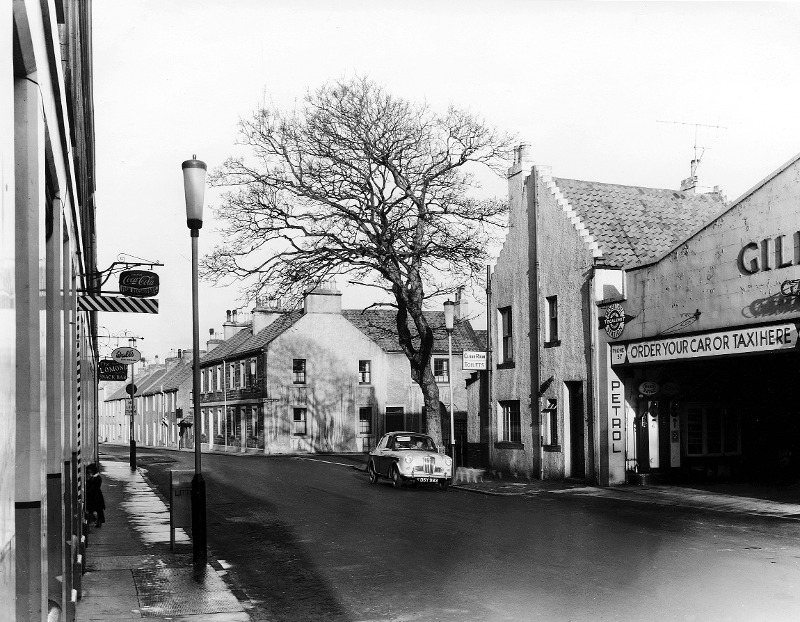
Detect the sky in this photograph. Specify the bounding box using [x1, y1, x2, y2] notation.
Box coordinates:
[92, 0, 800, 364]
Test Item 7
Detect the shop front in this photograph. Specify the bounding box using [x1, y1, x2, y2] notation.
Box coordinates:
[607, 323, 800, 485]
[596, 151, 800, 487]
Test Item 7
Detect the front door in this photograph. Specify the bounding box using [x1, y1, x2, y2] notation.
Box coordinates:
[567, 381, 585, 478]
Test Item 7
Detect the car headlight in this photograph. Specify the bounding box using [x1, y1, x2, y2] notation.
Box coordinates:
[444, 457, 452, 466]
[404, 456, 413, 464]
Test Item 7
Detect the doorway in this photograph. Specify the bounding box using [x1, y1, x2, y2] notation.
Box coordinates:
[566, 381, 585, 478]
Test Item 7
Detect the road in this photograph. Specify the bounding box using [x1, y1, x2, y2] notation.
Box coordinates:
[101, 445, 800, 622]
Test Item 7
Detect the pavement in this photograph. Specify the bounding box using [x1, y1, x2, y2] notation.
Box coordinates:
[77, 448, 800, 621]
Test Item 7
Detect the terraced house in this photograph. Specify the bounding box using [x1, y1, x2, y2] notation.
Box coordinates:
[197, 283, 486, 461]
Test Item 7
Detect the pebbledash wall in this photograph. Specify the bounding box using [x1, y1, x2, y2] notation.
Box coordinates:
[597, 153, 800, 486]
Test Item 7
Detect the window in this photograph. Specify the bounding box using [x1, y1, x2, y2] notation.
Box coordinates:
[293, 407, 307, 435]
[499, 400, 521, 443]
[499, 307, 513, 364]
[433, 357, 449, 383]
[358, 360, 371, 384]
[358, 406, 372, 435]
[685, 405, 740, 456]
[201, 369, 206, 393]
[543, 399, 559, 446]
[292, 359, 306, 384]
[546, 296, 559, 344]
[239, 361, 245, 388]
[216, 366, 222, 392]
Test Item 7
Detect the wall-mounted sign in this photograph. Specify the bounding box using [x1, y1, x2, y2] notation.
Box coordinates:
[638, 381, 659, 396]
[98, 359, 128, 381]
[119, 270, 160, 297]
[462, 351, 488, 370]
[603, 303, 626, 339]
[611, 323, 798, 365]
[111, 346, 141, 365]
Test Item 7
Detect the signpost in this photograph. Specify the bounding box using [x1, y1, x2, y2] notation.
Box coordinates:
[112, 346, 141, 470]
[462, 350, 488, 370]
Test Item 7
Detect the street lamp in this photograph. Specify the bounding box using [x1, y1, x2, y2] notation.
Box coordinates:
[129, 337, 137, 470]
[183, 155, 207, 567]
[443, 300, 456, 473]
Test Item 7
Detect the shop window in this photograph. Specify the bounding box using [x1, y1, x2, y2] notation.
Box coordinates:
[499, 400, 521, 443]
[433, 357, 449, 383]
[545, 296, 560, 346]
[359, 360, 371, 384]
[293, 407, 307, 435]
[293, 359, 306, 384]
[543, 399, 559, 447]
[358, 406, 373, 435]
[685, 405, 740, 456]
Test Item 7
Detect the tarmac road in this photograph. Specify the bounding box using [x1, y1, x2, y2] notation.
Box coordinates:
[106, 445, 800, 622]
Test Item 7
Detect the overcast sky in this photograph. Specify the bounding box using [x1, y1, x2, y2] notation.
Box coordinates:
[92, 0, 800, 363]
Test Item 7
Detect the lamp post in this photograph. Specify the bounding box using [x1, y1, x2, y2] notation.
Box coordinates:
[183, 155, 207, 567]
[443, 300, 456, 473]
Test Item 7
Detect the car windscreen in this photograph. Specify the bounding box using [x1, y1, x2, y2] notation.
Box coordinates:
[393, 435, 436, 451]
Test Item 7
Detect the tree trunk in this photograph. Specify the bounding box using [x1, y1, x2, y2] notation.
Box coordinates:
[417, 365, 443, 448]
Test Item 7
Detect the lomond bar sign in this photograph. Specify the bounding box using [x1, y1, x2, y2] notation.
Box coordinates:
[611, 323, 799, 366]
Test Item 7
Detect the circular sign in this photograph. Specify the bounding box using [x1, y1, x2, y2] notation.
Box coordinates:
[112, 346, 141, 365]
[604, 303, 626, 339]
[119, 270, 160, 298]
[639, 381, 659, 396]
[662, 382, 681, 396]
[125, 383, 138, 396]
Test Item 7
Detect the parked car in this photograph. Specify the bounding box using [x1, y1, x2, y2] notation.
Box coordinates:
[367, 431, 452, 490]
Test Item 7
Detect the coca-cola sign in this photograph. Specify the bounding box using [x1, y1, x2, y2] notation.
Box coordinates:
[119, 270, 159, 297]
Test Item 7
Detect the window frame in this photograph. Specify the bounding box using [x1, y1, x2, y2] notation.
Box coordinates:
[542, 398, 559, 447]
[358, 360, 371, 385]
[498, 306, 514, 365]
[292, 358, 306, 384]
[293, 407, 307, 436]
[498, 400, 521, 443]
[433, 357, 450, 383]
[545, 296, 560, 346]
[358, 406, 373, 435]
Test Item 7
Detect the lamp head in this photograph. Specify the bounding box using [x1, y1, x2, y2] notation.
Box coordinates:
[443, 300, 455, 332]
[182, 155, 207, 230]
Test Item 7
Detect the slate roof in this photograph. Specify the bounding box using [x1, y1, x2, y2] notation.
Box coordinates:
[553, 178, 727, 268]
[341, 309, 483, 353]
[199, 311, 304, 365]
[142, 360, 192, 396]
[105, 367, 166, 401]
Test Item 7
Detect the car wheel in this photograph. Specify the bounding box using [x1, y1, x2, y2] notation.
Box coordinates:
[391, 465, 403, 489]
[438, 479, 450, 491]
[367, 461, 378, 484]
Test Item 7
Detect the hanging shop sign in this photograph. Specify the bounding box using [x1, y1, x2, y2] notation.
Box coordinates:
[119, 270, 160, 297]
[611, 323, 799, 366]
[98, 359, 128, 381]
[462, 351, 488, 370]
[111, 346, 141, 365]
[79, 295, 158, 314]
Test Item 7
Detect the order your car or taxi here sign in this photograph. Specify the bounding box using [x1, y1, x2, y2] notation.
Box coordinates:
[611, 323, 798, 366]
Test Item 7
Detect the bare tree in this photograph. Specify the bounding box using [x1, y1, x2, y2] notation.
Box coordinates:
[203, 76, 514, 445]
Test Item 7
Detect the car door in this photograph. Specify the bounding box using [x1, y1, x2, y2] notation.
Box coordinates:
[374, 434, 389, 474]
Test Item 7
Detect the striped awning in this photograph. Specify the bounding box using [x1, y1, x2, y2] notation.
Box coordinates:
[78, 295, 159, 314]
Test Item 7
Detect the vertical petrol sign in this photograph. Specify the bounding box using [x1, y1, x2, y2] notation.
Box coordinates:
[607, 347, 626, 484]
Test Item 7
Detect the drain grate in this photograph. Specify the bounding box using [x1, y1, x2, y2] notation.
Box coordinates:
[133, 565, 244, 617]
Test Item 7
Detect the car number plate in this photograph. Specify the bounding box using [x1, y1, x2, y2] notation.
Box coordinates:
[416, 477, 438, 483]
